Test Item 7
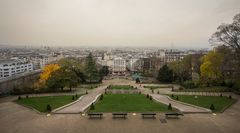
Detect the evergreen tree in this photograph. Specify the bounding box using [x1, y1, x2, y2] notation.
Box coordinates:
[84, 53, 100, 83]
[99, 66, 109, 76]
[157, 65, 173, 82]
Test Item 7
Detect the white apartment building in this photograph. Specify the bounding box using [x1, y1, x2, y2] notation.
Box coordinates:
[31, 54, 64, 70]
[155, 49, 186, 63]
[0, 59, 33, 80]
[112, 58, 126, 75]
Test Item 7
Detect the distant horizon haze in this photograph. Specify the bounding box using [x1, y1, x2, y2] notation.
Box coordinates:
[0, 0, 240, 48]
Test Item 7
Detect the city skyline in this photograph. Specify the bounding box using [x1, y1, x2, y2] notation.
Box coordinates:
[0, 0, 240, 48]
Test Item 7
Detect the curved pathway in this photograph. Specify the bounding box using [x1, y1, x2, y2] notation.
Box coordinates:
[150, 94, 211, 113]
[54, 85, 107, 114]
[54, 79, 212, 114]
[136, 84, 211, 113]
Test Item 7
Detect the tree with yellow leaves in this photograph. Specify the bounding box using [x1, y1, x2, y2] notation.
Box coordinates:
[38, 64, 60, 87]
[200, 50, 224, 85]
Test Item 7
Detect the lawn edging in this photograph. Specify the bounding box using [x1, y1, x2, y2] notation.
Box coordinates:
[14, 101, 43, 114]
[151, 95, 183, 112]
[166, 95, 212, 113]
[219, 99, 238, 113]
[52, 95, 85, 113]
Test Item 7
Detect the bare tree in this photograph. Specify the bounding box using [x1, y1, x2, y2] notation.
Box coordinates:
[209, 13, 240, 57]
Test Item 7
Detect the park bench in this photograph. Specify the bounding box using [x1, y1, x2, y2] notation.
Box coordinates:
[112, 113, 128, 118]
[141, 113, 156, 118]
[165, 112, 184, 118]
[88, 113, 103, 118]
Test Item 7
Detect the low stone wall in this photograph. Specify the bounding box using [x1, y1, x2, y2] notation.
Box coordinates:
[0, 70, 41, 94]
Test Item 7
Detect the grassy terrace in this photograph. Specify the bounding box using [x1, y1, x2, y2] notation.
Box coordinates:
[170, 95, 236, 112]
[15, 95, 81, 112]
[144, 85, 172, 89]
[89, 94, 169, 112]
[176, 86, 231, 92]
[108, 85, 136, 90]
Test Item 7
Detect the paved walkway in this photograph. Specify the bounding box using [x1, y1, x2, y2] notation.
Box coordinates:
[136, 84, 211, 113]
[54, 85, 108, 114]
[150, 94, 211, 113]
[1, 79, 240, 133]
[53, 79, 137, 113]
[53, 79, 215, 114]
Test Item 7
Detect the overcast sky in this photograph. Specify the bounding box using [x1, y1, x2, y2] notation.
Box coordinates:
[0, 0, 240, 48]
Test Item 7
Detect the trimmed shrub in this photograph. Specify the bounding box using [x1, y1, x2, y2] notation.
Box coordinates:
[90, 103, 95, 110]
[75, 94, 78, 98]
[168, 103, 172, 110]
[72, 96, 75, 100]
[171, 94, 174, 98]
[18, 96, 21, 100]
[146, 94, 149, 98]
[150, 96, 153, 100]
[210, 104, 215, 110]
[26, 95, 29, 99]
[100, 94, 103, 100]
[176, 96, 179, 101]
[47, 104, 52, 112]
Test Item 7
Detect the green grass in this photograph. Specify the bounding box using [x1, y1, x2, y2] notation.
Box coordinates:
[144, 85, 172, 89]
[177, 86, 231, 92]
[108, 85, 136, 90]
[89, 94, 169, 112]
[15, 95, 81, 112]
[170, 95, 236, 112]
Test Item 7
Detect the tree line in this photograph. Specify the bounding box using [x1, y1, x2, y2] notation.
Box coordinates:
[157, 13, 240, 93]
[35, 53, 109, 92]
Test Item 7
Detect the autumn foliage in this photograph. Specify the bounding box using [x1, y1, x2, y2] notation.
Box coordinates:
[38, 64, 60, 88]
[200, 51, 224, 81]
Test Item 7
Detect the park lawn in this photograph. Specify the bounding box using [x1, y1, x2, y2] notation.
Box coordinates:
[144, 85, 172, 89]
[170, 95, 236, 112]
[109, 85, 136, 90]
[177, 86, 231, 92]
[15, 95, 81, 112]
[89, 94, 169, 112]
